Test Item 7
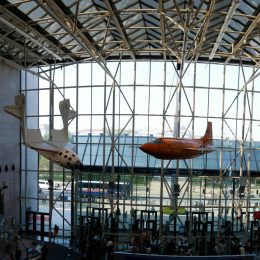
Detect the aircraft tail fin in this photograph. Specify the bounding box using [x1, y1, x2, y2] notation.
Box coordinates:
[51, 129, 67, 144]
[24, 129, 44, 144]
[4, 94, 25, 120]
[59, 99, 77, 139]
[4, 95, 26, 140]
[201, 121, 212, 146]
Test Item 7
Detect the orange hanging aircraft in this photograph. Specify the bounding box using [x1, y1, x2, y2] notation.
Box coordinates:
[139, 122, 213, 160]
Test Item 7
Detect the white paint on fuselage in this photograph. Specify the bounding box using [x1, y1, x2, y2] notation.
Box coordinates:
[37, 146, 82, 169]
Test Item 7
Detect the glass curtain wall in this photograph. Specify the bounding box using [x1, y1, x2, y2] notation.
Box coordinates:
[21, 60, 260, 251]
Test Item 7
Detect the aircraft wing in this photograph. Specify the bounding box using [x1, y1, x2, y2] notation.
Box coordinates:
[47, 140, 76, 151]
[63, 142, 76, 150]
[51, 129, 67, 143]
[51, 130, 76, 150]
[24, 129, 59, 153]
[23, 126, 76, 153]
[27, 140, 76, 153]
[26, 141, 59, 153]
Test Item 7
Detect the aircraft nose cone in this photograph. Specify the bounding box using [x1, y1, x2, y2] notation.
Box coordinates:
[139, 143, 146, 152]
[139, 141, 161, 158]
[139, 143, 152, 155]
[75, 160, 83, 170]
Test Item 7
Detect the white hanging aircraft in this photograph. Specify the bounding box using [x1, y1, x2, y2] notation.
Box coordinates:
[4, 94, 83, 170]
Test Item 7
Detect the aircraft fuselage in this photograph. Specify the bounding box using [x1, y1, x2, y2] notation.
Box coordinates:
[33, 145, 82, 169]
[139, 138, 212, 160]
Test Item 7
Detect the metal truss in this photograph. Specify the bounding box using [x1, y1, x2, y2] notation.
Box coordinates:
[1, 1, 260, 68]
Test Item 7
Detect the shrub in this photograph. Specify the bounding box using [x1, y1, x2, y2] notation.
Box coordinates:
[163, 206, 186, 215]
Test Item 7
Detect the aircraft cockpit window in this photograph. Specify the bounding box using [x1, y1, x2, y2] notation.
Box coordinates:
[151, 139, 161, 144]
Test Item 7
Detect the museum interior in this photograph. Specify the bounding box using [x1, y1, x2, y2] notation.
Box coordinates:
[1, 0, 260, 259]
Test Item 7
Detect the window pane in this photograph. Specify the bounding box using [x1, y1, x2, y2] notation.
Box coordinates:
[92, 63, 105, 85]
[78, 63, 92, 86]
[150, 62, 164, 85]
[136, 62, 150, 85]
[65, 65, 77, 87]
[225, 65, 239, 89]
[210, 64, 223, 88]
[208, 89, 222, 117]
[78, 87, 91, 114]
[196, 63, 209, 87]
[149, 87, 164, 114]
[194, 88, 208, 117]
[136, 86, 149, 114]
[121, 62, 134, 85]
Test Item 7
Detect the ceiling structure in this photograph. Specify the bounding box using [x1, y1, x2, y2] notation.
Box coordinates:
[0, 0, 260, 71]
